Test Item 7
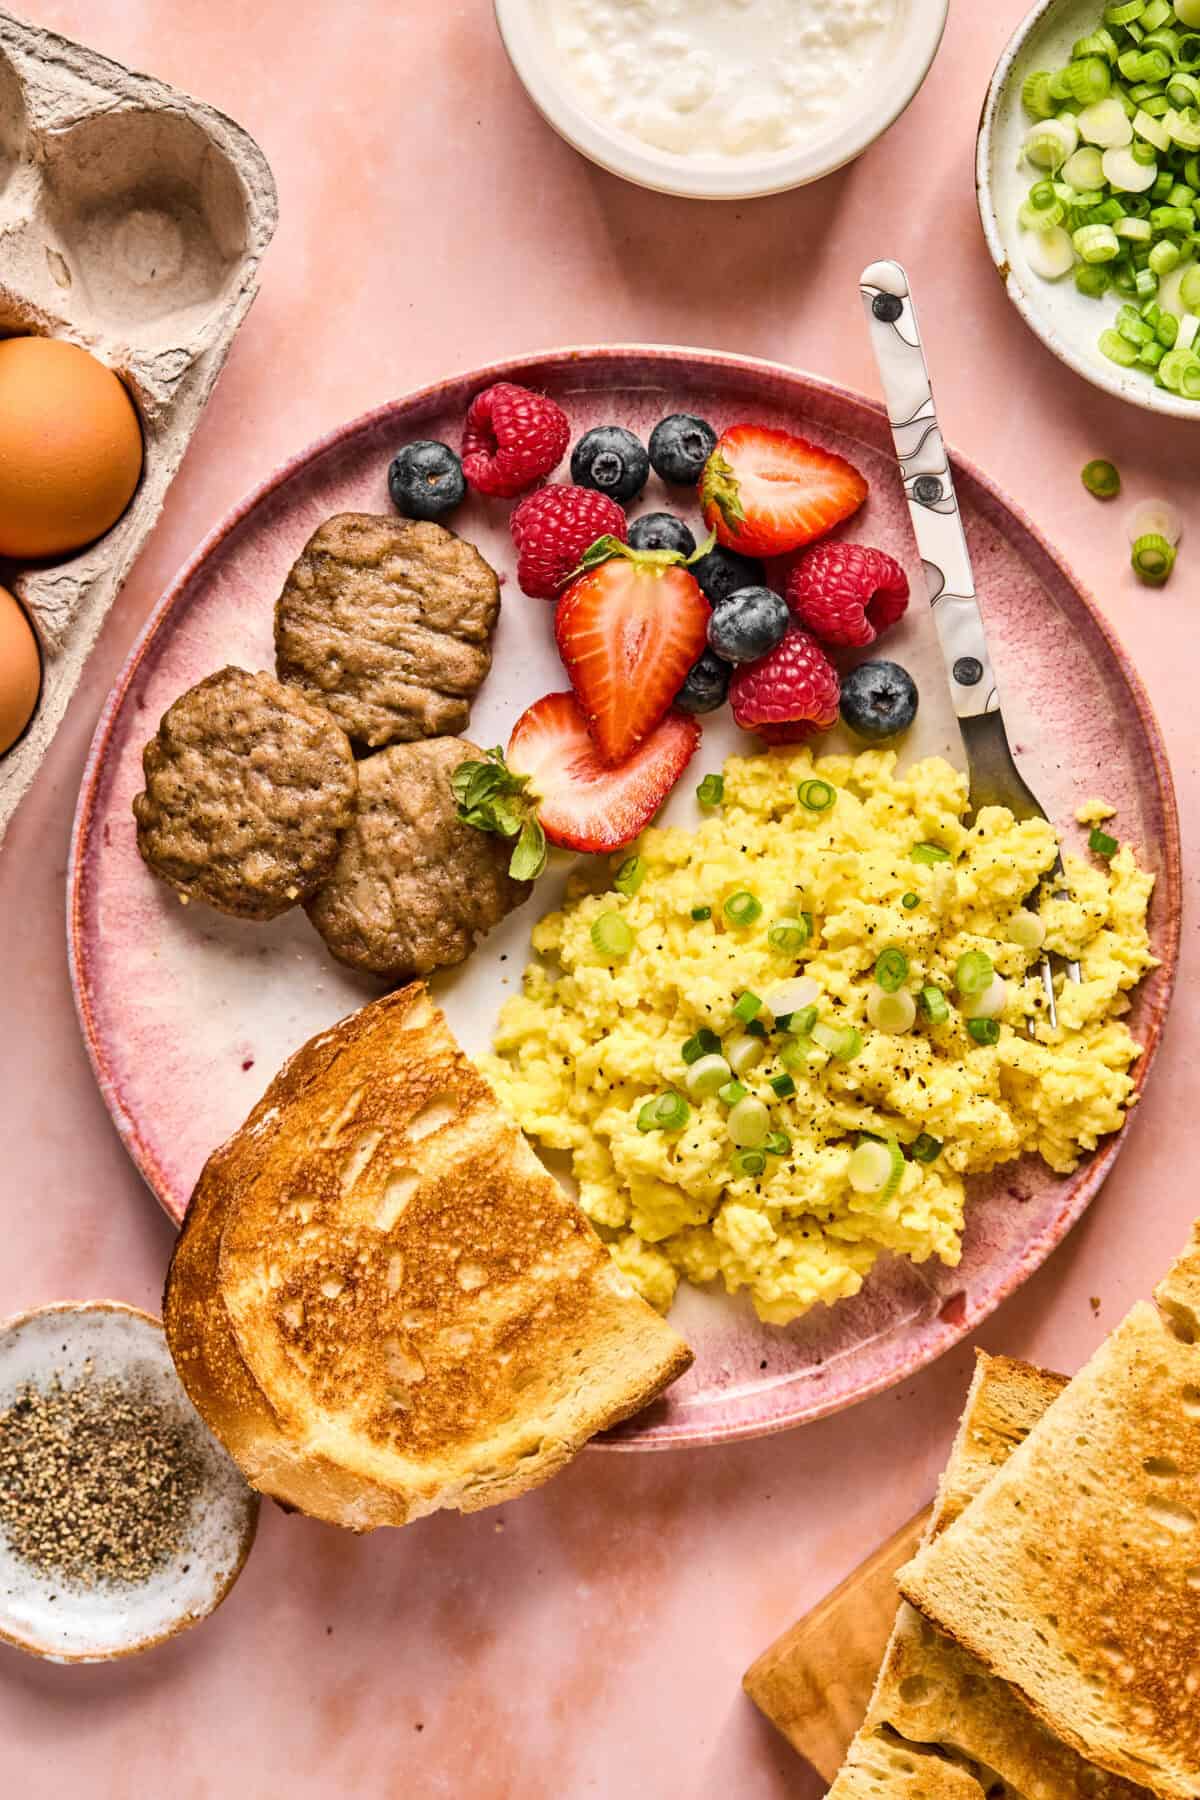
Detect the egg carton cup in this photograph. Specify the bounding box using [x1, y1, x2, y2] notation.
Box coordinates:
[0, 7, 277, 840]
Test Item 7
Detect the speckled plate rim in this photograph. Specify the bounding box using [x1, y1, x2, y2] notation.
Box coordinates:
[66, 344, 1181, 1451]
[976, 0, 1200, 421]
[0, 1301, 258, 1660]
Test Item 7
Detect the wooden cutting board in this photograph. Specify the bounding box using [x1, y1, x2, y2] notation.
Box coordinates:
[742, 1506, 931, 1785]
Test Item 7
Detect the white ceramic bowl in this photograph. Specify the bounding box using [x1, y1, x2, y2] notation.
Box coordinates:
[494, 0, 949, 200]
[978, 0, 1200, 420]
[0, 1302, 257, 1662]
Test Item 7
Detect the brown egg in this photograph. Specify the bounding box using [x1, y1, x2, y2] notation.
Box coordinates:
[0, 337, 144, 560]
[0, 585, 41, 755]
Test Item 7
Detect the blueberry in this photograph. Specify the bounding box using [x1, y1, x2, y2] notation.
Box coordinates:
[387, 440, 466, 520]
[628, 512, 696, 557]
[648, 413, 718, 486]
[691, 544, 765, 607]
[840, 660, 919, 741]
[707, 586, 789, 665]
[570, 426, 649, 504]
[674, 648, 731, 715]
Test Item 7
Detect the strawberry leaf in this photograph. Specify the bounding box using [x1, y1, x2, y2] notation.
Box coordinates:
[700, 451, 746, 534]
[452, 752, 546, 880]
[509, 816, 548, 881]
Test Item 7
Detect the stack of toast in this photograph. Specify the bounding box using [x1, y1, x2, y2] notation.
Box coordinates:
[164, 983, 692, 1529]
[757, 1223, 1200, 1797]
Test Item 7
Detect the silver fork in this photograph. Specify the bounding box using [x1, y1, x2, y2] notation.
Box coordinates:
[859, 258, 1080, 1029]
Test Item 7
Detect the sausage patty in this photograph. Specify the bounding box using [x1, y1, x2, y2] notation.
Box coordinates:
[304, 737, 530, 979]
[274, 514, 500, 749]
[133, 667, 358, 921]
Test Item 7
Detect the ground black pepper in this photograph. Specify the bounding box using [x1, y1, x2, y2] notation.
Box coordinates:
[0, 1363, 205, 1589]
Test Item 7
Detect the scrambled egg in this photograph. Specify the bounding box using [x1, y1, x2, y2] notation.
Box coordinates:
[484, 749, 1157, 1325]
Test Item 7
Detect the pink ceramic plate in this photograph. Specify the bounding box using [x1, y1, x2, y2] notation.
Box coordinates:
[68, 347, 1180, 1451]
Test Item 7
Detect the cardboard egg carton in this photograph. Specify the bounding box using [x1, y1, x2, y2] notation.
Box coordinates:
[0, 7, 277, 838]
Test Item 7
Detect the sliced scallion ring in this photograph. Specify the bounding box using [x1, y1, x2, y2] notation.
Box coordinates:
[967, 1018, 1002, 1046]
[681, 1028, 722, 1065]
[591, 913, 633, 959]
[955, 950, 995, 997]
[764, 1131, 792, 1157]
[1082, 457, 1122, 497]
[1090, 825, 1120, 857]
[874, 947, 909, 992]
[696, 773, 724, 807]
[867, 988, 917, 1034]
[920, 985, 950, 1024]
[724, 890, 762, 927]
[613, 854, 645, 896]
[1132, 531, 1177, 581]
[768, 916, 811, 953]
[911, 1132, 943, 1164]
[911, 842, 952, 865]
[731, 1148, 766, 1177]
[637, 1090, 689, 1132]
[797, 778, 836, 813]
[727, 1033, 766, 1076]
[727, 1096, 770, 1149]
[848, 1137, 905, 1201]
[1126, 496, 1183, 543]
[686, 1053, 732, 1099]
[718, 1079, 748, 1107]
[811, 1021, 862, 1062]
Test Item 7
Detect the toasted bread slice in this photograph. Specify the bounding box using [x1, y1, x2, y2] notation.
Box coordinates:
[826, 1730, 991, 1799]
[165, 984, 692, 1529]
[1154, 1223, 1200, 1344]
[898, 1302, 1200, 1799]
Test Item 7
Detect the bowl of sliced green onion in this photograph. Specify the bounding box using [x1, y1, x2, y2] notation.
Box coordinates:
[978, 0, 1200, 415]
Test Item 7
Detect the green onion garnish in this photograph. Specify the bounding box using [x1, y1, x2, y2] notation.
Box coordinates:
[1089, 825, 1120, 857]
[768, 916, 811, 952]
[637, 1090, 689, 1133]
[955, 950, 994, 997]
[691, 904, 712, 921]
[718, 1079, 748, 1107]
[967, 1018, 1001, 1046]
[682, 1028, 722, 1065]
[920, 985, 950, 1024]
[811, 1021, 862, 1062]
[613, 854, 645, 896]
[765, 1131, 792, 1157]
[874, 948, 909, 993]
[779, 1036, 815, 1073]
[787, 1004, 818, 1039]
[745, 1018, 769, 1040]
[1131, 531, 1177, 582]
[901, 892, 920, 910]
[686, 1053, 732, 1099]
[911, 842, 951, 865]
[697, 774, 724, 807]
[733, 991, 762, 1024]
[724, 891, 763, 927]
[1082, 457, 1122, 497]
[769, 1073, 797, 1099]
[591, 913, 633, 959]
[848, 1137, 904, 1202]
[727, 1095, 770, 1149]
[797, 778, 836, 813]
[911, 1132, 944, 1164]
[731, 1148, 766, 1177]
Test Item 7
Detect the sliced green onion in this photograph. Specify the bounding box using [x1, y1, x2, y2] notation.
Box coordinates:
[848, 1137, 904, 1202]
[696, 773, 724, 807]
[797, 778, 836, 813]
[874, 947, 909, 992]
[765, 1131, 792, 1157]
[1075, 221, 1122, 259]
[911, 841, 952, 864]
[956, 950, 995, 996]
[724, 890, 762, 927]
[591, 912, 633, 959]
[786, 1005, 818, 1041]
[764, 977, 819, 1019]
[1023, 69, 1058, 117]
[690, 904, 712, 921]
[613, 854, 645, 896]
[867, 988, 917, 1034]
[731, 1148, 766, 1178]
[727, 1096, 770, 1149]
[637, 1090, 689, 1132]
[745, 1018, 768, 1040]
[1067, 54, 1114, 103]
[718, 1079, 747, 1107]
[967, 1018, 1002, 1046]
[769, 1072, 797, 1099]
[920, 985, 951, 1024]
[682, 1027, 722, 1065]
[961, 974, 1008, 1022]
[1082, 457, 1122, 497]
[1076, 260, 1114, 295]
[811, 1021, 862, 1062]
[727, 1033, 765, 1076]
[1008, 908, 1048, 951]
[901, 892, 921, 910]
[911, 1132, 944, 1164]
[1101, 325, 1141, 363]
[768, 915, 811, 952]
[1090, 825, 1120, 857]
[733, 991, 762, 1024]
[686, 1053, 732, 1099]
[1126, 495, 1183, 542]
[1132, 530, 1177, 579]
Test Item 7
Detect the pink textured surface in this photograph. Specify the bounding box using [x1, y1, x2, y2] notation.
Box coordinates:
[1, 2, 1198, 1795]
[69, 347, 1179, 1450]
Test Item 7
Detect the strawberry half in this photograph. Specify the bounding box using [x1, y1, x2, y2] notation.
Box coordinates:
[554, 538, 710, 766]
[509, 693, 700, 853]
[699, 425, 868, 559]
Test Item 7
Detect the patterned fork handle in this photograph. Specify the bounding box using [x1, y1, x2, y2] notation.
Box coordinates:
[859, 259, 1000, 724]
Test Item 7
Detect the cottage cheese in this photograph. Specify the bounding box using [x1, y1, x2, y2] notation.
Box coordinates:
[543, 0, 899, 160]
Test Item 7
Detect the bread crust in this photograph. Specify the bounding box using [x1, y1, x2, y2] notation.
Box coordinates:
[164, 984, 691, 1529]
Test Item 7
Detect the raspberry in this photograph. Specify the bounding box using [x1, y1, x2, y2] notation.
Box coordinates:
[730, 627, 840, 739]
[461, 382, 570, 498]
[786, 543, 909, 648]
[510, 485, 627, 599]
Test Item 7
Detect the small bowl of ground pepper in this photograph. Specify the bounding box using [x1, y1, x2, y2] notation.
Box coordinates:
[0, 1301, 258, 1662]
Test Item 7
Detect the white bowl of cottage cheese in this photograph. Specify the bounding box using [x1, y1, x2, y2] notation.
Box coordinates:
[495, 0, 948, 199]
